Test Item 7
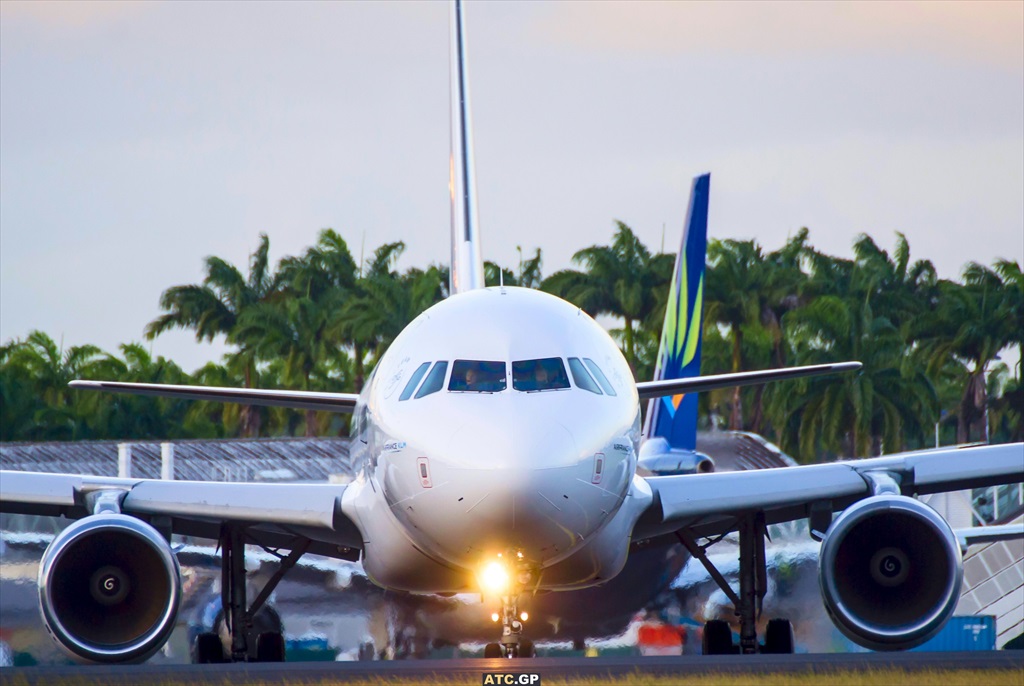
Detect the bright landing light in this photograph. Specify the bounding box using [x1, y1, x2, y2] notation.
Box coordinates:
[479, 560, 510, 595]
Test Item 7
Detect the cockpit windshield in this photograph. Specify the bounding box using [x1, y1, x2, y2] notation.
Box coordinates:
[448, 360, 507, 393]
[512, 358, 571, 392]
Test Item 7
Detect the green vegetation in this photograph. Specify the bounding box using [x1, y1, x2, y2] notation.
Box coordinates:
[1, 226, 1020, 462]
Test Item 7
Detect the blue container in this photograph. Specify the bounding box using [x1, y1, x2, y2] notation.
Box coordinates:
[911, 615, 996, 652]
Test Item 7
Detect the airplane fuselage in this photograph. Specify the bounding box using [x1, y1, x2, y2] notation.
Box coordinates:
[343, 287, 654, 593]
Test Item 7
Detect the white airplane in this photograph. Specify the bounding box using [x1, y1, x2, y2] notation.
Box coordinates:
[1, 0, 1021, 665]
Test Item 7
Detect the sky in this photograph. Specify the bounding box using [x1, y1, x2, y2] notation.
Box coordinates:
[2, 0, 1022, 373]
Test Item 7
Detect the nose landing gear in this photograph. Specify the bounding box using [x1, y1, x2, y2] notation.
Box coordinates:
[484, 594, 535, 658]
[479, 551, 537, 659]
[485, 597, 540, 659]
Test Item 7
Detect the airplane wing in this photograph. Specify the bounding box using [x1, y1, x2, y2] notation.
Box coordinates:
[955, 523, 1024, 549]
[0, 470, 363, 560]
[635, 442, 1024, 540]
[635, 362, 861, 400]
[69, 380, 360, 413]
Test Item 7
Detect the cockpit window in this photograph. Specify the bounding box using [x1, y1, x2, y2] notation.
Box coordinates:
[512, 358, 570, 392]
[415, 361, 449, 399]
[399, 362, 432, 401]
[448, 360, 507, 393]
[568, 357, 603, 395]
[583, 358, 617, 396]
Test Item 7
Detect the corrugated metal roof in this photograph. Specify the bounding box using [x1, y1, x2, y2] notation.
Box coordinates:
[696, 431, 796, 471]
[0, 430, 787, 482]
[0, 437, 352, 482]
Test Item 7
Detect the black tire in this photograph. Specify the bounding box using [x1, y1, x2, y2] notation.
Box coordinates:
[519, 639, 535, 658]
[255, 631, 286, 662]
[702, 620, 734, 655]
[194, 632, 224, 664]
[484, 642, 503, 658]
[762, 618, 794, 654]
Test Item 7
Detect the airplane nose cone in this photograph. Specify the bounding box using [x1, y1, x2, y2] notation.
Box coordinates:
[389, 395, 632, 572]
[425, 464, 612, 565]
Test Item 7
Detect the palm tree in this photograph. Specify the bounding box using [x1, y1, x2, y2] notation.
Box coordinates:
[2, 331, 110, 440]
[704, 231, 809, 431]
[84, 343, 190, 439]
[987, 363, 1023, 443]
[920, 263, 1018, 443]
[0, 339, 42, 441]
[145, 234, 281, 436]
[234, 295, 339, 437]
[770, 293, 937, 461]
[543, 222, 672, 376]
[337, 244, 445, 382]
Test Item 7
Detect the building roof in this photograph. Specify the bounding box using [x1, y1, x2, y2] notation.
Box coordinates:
[0, 437, 352, 482]
[0, 430, 790, 483]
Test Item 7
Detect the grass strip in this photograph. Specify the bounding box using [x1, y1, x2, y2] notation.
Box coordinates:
[3, 668, 1023, 686]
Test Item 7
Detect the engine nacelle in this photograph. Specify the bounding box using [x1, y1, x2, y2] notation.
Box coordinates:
[38, 514, 181, 663]
[637, 438, 715, 475]
[818, 495, 963, 651]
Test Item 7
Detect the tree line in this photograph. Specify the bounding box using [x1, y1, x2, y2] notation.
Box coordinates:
[2, 226, 1020, 463]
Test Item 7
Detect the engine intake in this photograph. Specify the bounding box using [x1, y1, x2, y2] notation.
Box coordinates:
[38, 513, 181, 663]
[818, 495, 962, 651]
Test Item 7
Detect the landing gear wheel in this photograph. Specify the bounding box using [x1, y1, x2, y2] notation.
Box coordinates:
[484, 642, 503, 658]
[256, 631, 286, 662]
[702, 620, 735, 655]
[518, 638, 535, 658]
[194, 632, 225, 664]
[762, 618, 794, 654]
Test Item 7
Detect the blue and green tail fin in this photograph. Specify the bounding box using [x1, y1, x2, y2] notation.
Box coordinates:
[638, 173, 712, 474]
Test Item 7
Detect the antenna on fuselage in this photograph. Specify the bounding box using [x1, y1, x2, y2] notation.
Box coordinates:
[448, 0, 485, 295]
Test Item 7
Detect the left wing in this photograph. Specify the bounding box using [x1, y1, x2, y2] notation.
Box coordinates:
[635, 442, 1024, 540]
[69, 380, 360, 413]
[635, 362, 861, 401]
[0, 470, 363, 559]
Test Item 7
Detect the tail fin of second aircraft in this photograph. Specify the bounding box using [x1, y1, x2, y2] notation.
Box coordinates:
[448, 0, 485, 295]
[638, 173, 713, 474]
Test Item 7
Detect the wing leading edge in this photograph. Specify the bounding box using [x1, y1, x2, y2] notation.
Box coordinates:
[69, 380, 360, 413]
[635, 361, 862, 401]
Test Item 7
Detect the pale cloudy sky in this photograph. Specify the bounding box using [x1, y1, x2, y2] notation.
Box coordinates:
[1, 0, 1021, 373]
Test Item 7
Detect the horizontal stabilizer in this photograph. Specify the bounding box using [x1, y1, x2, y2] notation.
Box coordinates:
[635, 361, 861, 401]
[69, 380, 359, 414]
[955, 524, 1024, 551]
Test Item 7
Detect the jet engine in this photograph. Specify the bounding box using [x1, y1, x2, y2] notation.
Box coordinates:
[818, 495, 963, 651]
[38, 513, 181, 663]
[637, 438, 715, 475]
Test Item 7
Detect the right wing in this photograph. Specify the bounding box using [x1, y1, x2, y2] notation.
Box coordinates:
[69, 380, 360, 413]
[635, 442, 1024, 540]
[0, 470, 363, 559]
[955, 523, 1024, 550]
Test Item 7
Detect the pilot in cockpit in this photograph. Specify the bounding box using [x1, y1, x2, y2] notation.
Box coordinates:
[532, 363, 551, 387]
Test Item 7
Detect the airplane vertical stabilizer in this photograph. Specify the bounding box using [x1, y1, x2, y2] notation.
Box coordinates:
[639, 174, 712, 474]
[448, 0, 484, 294]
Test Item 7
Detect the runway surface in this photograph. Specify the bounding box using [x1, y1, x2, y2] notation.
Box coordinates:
[5, 651, 1023, 685]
